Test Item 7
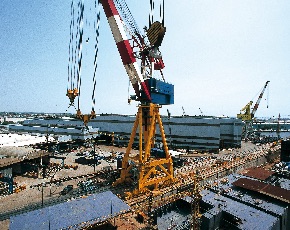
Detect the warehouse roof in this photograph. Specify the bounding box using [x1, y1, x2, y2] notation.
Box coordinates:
[201, 190, 279, 230]
[240, 167, 274, 180]
[10, 191, 130, 230]
[233, 178, 290, 204]
[212, 174, 287, 216]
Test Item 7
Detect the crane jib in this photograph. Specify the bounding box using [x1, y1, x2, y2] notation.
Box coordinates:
[100, 0, 152, 101]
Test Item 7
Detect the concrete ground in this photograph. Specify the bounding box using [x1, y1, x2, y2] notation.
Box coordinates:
[0, 145, 132, 230]
[0, 141, 280, 230]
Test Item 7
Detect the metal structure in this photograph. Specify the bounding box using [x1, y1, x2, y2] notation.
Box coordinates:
[276, 113, 281, 139]
[99, 0, 175, 195]
[66, 0, 175, 196]
[237, 81, 270, 139]
[191, 171, 202, 230]
[182, 106, 187, 116]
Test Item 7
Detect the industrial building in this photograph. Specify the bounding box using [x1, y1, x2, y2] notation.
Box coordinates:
[0, 146, 50, 194]
[9, 117, 98, 141]
[281, 140, 290, 162]
[9, 115, 243, 152]
[154, 171, 290, 230]
[1, 0, 289, 229]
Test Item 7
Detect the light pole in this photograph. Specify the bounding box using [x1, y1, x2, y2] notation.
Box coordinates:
[41, 182, 45, 207]
[93, 138, 96, 172]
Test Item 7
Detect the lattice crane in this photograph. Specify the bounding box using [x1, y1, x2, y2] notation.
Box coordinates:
[100, 0, 175, 196]
[237, 81, 270, 139]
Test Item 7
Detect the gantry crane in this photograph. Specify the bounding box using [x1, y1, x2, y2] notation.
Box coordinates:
[66, 0, 175, 196]
[237, 81, 270, 139]
[101, 0, 175, 196]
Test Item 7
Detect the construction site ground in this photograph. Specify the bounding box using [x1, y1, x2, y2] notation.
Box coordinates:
[0, 141, 280, 229]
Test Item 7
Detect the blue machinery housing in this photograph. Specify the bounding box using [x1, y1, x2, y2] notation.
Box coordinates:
[143, 78, 174, 105]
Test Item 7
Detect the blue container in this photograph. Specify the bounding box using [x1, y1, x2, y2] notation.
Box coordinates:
[142, 78, 174, 105]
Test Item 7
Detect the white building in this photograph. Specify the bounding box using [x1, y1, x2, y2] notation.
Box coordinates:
[9, 117, 98, 141]
[9, 115, 242, 152]
[4, 117, 26, 123]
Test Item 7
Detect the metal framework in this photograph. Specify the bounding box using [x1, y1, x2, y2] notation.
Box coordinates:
[114, 103, 174, 196]
[191, 172, 202, 230]
[237, 81, 270, 139]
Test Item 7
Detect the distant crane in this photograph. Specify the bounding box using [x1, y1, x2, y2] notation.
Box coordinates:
[237, 81, 270, 139]
[182, 106, 187, 116]
[199, 108, 203, 116]
[276, 113, 281, 139]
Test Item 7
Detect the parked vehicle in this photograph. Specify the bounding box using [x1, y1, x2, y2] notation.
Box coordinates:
[60, 185, 73, 195]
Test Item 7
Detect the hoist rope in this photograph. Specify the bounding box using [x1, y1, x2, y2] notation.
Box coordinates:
[161, 0, 164, 26]
[91, 0, 101, 112]
[159, 0, 162, 24]
[150, 0, 164, 27]
[149, 0, 154, 27]
[74, 2, 80, 92]
[77, 0, 84, 110]
[68, 1, 74, 91]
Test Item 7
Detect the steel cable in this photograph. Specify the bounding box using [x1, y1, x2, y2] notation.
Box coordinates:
[91, 0, 101, 113]
[68, 1, 74, 91]
[77, 0, 84, 110]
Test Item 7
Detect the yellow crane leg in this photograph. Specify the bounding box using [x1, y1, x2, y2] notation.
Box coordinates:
[113, 103, 175, 195]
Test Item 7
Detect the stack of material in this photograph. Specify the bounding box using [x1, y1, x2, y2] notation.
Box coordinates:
[0, 181, 9, 197]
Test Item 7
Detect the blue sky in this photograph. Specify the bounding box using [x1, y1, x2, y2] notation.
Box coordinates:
[1, 0, 289, 118]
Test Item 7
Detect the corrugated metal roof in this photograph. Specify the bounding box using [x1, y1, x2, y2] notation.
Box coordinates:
[240, 167, 274, 180]
[201, 190, 279, 230]
[9, 191, 130, 230]
[215, 174, 287, 215]
[233, 178, 290, 204]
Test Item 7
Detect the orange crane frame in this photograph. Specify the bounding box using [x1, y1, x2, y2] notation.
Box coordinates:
[114, 103, 174, 196]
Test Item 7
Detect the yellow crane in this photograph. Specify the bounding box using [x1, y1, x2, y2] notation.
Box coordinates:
[237, 81, 270, 139]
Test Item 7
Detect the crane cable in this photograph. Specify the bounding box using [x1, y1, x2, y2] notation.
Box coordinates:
[91, 0, 101, 113]
[68, 1, 74, 92]
[67, 0, 82, 109]
[149, 0, 154, 27]
[149, 0, 164, 27]
[69, 0, 100, 112]
[77, 0, 84, 111]
[160, 0, 164, 26]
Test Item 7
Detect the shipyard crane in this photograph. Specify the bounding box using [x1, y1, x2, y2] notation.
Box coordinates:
[237, 81, 270, 139]
[66, 0, 175, 196]
[199, 107, 203, 116]
[276, 113, 281, 139]
[182, 106, 187, 116]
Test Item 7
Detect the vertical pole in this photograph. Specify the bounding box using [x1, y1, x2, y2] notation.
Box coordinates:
[139, 108, 143, 163]
[94, 138, 96, 172]
[42, 183, 44, 207]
